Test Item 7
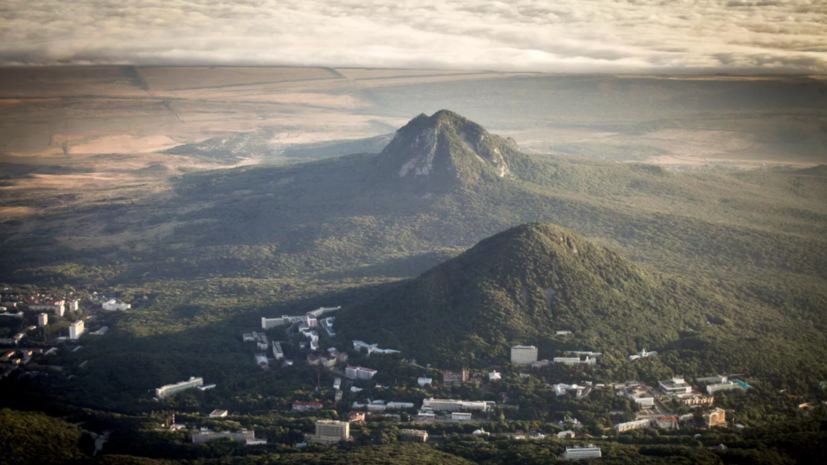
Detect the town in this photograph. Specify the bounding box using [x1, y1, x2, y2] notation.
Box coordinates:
[2, 293, 820, 461]
[126, 305, 775, 458]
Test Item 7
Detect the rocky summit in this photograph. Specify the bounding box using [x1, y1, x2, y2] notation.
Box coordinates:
[374, 110, 528, 193]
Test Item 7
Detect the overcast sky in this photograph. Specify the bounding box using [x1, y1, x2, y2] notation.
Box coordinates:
[1, 0, 825, 73]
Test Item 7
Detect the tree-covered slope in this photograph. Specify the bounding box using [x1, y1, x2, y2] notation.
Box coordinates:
[339, 222, 732, 364]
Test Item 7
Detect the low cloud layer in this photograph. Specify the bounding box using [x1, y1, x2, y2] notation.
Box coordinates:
[1, 0, 825, 73]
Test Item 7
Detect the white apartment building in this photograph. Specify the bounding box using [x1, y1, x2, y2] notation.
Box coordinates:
[314, 420, 350, 445]
[67, 300, 79, 312]
[614, 419, 651, 432]
[511, 345, 538, 365]
[564, 445, 602, 460]
[37, 313, 48, 327]
[345, 365, 377, 380]
[31, 300, 65, 317]
[697, 375, 728, 384]
[69, 320, 85, 340]
[156, 376, 204, 398]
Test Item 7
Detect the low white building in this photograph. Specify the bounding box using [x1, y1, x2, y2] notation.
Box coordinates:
[554, 383, 587, 397]
[417, 377, 432, 387]
[422, 398, 491, 412]
[707, 381, 742, 395]
[386, 401, 415, 409]
[697, 375, 728, 384]
[272, 341, 284, 360]
[628, 349, 657, 361]
[564, 445, 601, 460]
[488, 371, 502, 381]
[659, 377, 692, 395]
[156, 377, 204, 398]
[102, 299, 130, 311]
[553, 356, 596, 366]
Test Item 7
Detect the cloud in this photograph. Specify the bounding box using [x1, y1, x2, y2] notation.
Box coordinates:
[0, 0, 825, 73]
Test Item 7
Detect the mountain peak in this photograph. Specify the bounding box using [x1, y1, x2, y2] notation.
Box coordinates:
[374, 110, 524, 193]
[339, 221, 717, 364]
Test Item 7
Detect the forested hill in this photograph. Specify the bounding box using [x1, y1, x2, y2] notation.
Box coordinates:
[338, 222, 734, 365]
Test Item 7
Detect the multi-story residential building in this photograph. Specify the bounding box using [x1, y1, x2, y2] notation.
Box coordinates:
[37, 313, 48, 327]
[614, 419, 651, 433]
[67, 300, 79, 312]
[345, 365, 377, 380]
[69, 320, 85, 340]
[659, 377, 692, 395]
[564, 445, 602, 460]
[704, 408, 726, 428]
[156, 377, 204, 398]
[30, 300, 65, 317]
[422, 398, 491, 412]
[313, 420, 350, 445]
[510, 345, 538, 365]
[681, 395, 714, 407]
[192, 430, 255, 444]
[442, 370, 469, 384]
[400, 429, 428, 443]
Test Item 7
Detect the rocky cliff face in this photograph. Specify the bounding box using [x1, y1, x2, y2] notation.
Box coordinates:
[374, 110, 524, 193]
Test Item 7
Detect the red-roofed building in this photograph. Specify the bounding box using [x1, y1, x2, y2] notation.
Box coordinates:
[657, 416, 679, 430]
[293, 401, 324, 411]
